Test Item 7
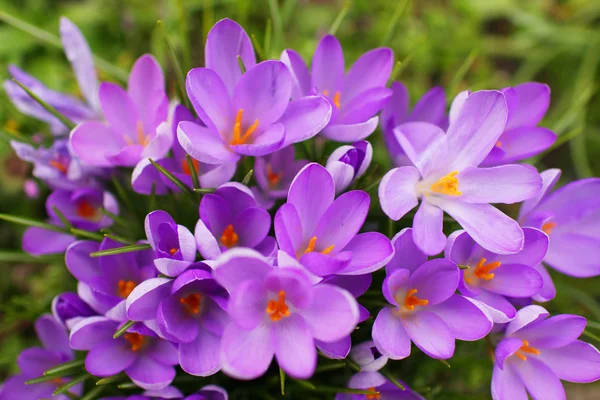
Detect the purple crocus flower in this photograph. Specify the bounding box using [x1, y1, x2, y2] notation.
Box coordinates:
[65, 238, 156, 320]
[194, 183, 276, 259]
[52, 292, 96, 329]
[491, 305, 600, 400]
[326, 140, 372, 194]
[22, 187, 118, 256]
[281, 35, 393, 142]
[372, 230, 492, 360]
[211, 248, 359, 379]
[178, 19, 331, 164]
[70, 54, 171, 167]
[0, 315, 81, 400]
[4, 17, 100, 134]
[102, 385, 228, 400]
[70, 318, 178, 390]
[275, 163, 393, 277]
[132, 105, 236, 195]
[445, 227, 546, 322]
[145, 210, 196, 277]
[379, 90, 543, 256]
[380, 82, 448, 166]
[126, 266, 229, 376]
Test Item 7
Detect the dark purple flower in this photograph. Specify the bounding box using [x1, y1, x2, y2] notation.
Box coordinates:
[102, 385, 228, 400]
[326, 140, 372, 194]
[379, 90, 543, 255]
[0, 315, 81, 400]
[281, 35, 393, 142]
[178, 19, 331, 164]
[194, 183, 275, 259]
[52, 292, 97, 329]
[70, 318, 178, 390]
[491, 305, 600, 400]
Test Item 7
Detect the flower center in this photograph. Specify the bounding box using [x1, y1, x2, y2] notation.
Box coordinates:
[473, 258, 501, 281]
[220, 224, 239, 248]
[431, 171, 462, 196]
[169, 247, 178, 256]
[180, 293, 202, 315]
[123, 333, 145, 352]
[266, 163, 283, 187]
[514, 340, 540, 361]
[322, 90, 341, 108]
[302, 236, 335, 256]
[117, 279, 137, 298]
[124, 121, 150, 147]
[365, 388, 381, 400]
[49, 159, 68, 174]
[181, 158, 200, 176]
[75, 199, 98, 220]
[403, 288, 428, 311]
[541, 221, 556, 235]
[495, 140, 502, 148]
[266, 290, 291, 321]
[230, 109, 259, 146]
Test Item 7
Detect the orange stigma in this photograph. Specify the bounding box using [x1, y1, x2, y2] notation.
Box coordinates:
[266, 290, 291, 321]
[322, 90, 341, 108]
[302, 236, 334, 256]
[541, 221, 557, 235]
[365, 387, 381, 400]
[474, 258, 501, 281]
[220, 224, 239, 248]
[49, 159, 68, 174]
[230, 109, 259, 146]
[495, 140, 502, 148]
[169, 248, 178, 256]
[514, 340, 540, 361]
[181, 158, 200, 176]
[404, 288, 428, 311]
[431, 171, 462, 196]
[123, 333, 145, 352]
[180, 293, 202, 314]
[266, 164, 283, 187]
[76, 200, 98, 219]
[124, 121, 150, 146]
[117, 280, 137, 298]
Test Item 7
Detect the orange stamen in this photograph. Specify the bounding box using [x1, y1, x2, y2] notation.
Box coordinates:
[124, 121, 150, 146]
[431, 171, 462, 196]
[514, 340, 540, 361]
[180, 293, 202, 314]
[322, 90, 341, 108]
[181, 158, 200, 176]
[302, 236, 334, 255]
[474, 258, 501, 281]
[169, 248, 178, 256]
[496, 140, 502, 148]
[123, 333, 145, 352]
[541, 221, 557, 235]
[366, 387, 381, 400]
[76, 200, 98, 219]
[49, 159, 68, 174]
[220, 224, 239, 248]
[404, 288, 428, 311]
[117, 280, 137, 298]
[266, 164, 283, 187]
[230, 109, 259, 146]
[266, 290, 291, 321]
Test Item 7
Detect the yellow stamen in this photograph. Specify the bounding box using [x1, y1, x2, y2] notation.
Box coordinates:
[123, 333, 145, 352]
[404, 288, 428, 311]
[266, 290, 291, 321]
[266, 164, 283, 187]
[514, 340, 540, 361]
[180, 293, 202, 314]
[302, 236, 334, 255]
[365, 387, 381, 400]
[430, 171, 462, 196]
[181, 158, 200, 176]
[230, 109, 259, 146]
[541, 221, 557, 235]
[117, 280, 137, 298]
[474, 258, 501, 281]
[220, 224, 239, 248]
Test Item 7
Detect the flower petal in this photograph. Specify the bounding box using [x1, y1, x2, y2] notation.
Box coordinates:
[337, 232, 393, 275]
[458, 165, 542, 204]
[372, 307, 411, 360]
[85, 339, 136, 376]
[413, 201, 446, 256]
[511, 357, 566, 400]
[280, 49, 311, 100]
[179, 327, 222, 376]
[491, 364, 528, 400]
[273, 314, 317, 379]
[312, 35, 344, 95]
[406, 259, 459, 305]
[402, 311, 455, 359]
[185, 68, 233, 133]
[342, 48, 393, 106]
[69, 121, 123, 167]
[278, 96, 332, 147]
[126, 355, 175, 391]
[378, 166, 420, 221]
[177, 121, 239, 164]
[221, 323, 274, 380]
[394, 122, 448, 176]
[539, 340, 600, 383]
[428, 295, 492, 341]
[322, 116, 379, 142]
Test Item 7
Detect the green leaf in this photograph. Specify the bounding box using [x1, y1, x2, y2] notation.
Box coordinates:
[329, 1, 351, 35]
[250, 33, 266, 61]
[113, 320, 136, 339]
[381, 0, 410, 46]
[193, 188, 216, 194]
[80, 385, 107, 400]
[12, 79, 76, 130]
[380, 368, 406, 390]
[175, 0, 192, 72]
[242, 169, 253, 186]
[157, 20, 191, 111]
[90, 243, 151, 258]
[0, 251, 61, 264]
[95, 373, 126, 386]
[267, 0, 284, 54]
[44, 359, 85, 376]
[148, 158, 196, 200]
[70, 228, 105, 241]
[26, 372, 70, 385]
[279, 366, 286, 395]
[52, 206, 73, 230]
[447, 49, 478, 98]
[0, 128, 35, 144]
[186, 155, 201, 190]
[53, 373, 90, 395]
[0, 213, 67, 233]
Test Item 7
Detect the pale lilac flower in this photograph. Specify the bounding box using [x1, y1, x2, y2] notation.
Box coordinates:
[326, 140, 372, 194]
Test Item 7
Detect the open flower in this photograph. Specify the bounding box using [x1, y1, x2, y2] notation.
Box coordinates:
[126, 266, 229, 376]
[281, 35, 393, 142]
[491, 305, 600, 400]
[0, 315, 81, 400]
[178, 19, 331, 164]
[326, 140, 372, 194]
[105, 385, 228, 400]
[70, 54, 171, 167]
[212, 249, 359, 380]
[70, 318, 178, 390]
[52, 292, 96, 330]
[379, 90, 543, 255]
[445, 227, 546, 322]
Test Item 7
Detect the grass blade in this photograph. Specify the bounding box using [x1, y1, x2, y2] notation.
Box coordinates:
[90, 243, 151, 258]
[0, 213, 67, 233]
[80, 385, 107, 400]
[267, 0, 284, 53]
[12, 79, 76, 130]
[447, 49, 478, 98]
[279, 367, 286, 395]
[381, 0, 410, 46]
[114, 320, 136, 339]
[0, 251, 62, 264]
[149, 158, 196, 200]
[157, 20, 191, 110]
[186, 155, 201, 189]
[329, 1, 351, 35]
[175, 0, 192, 71]
[53, 373, 90, 395]
[44, 359, 85, 376]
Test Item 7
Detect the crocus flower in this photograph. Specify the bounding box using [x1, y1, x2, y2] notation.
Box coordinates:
[211, 248, 359, 379]
[22, 187, 118, 255]
[52, 292, 96, 329]
[102, 385, 228, 400]
[275, 163, 393, 277]
[178, 19, 331, 164]
[65, 238, 156, 320]
[379, 90, 543, 255]
[126, 266, 229, 376]
[132, 104, 236, 195]
[373, 230, 492, 360]
[445, 227, 546, 322]
[70, 55, 171, 167]
[145, 210, 196, 277]
[380, 82, 448, 166]
[4, 17, 100, 134]
[326, 140, 372, 194]
[281, 35, 393, 142]
[70, 318, 178, 390]
[194, 183, 276, 259]
[491, 305, 600, 400]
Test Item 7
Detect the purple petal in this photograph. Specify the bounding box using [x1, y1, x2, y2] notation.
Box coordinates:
[539, 340, 600, 383]
[280, 49, 311, 99]
[532, 264, 556, 302]
[322, 116, 379, 142]
[428, 295, 492, 341]
[23, 227, 75, 256]
[85, 339, 136, 376]
[185, 68, 233, 133]
[17, 348, 64, 377]
[473, 290, 517, 323]
[126, 278, 173, 321]
[228, 279, 267, 330]
[131, 158, 170, 195]
[231, 123, 285, 157]
[157, 295, 199, 343]
[300, 251, 352, 277]
[372, 307, 411, 360]
[221, 323, 274, 380]
[413, 201, 446, 256]
[500, 227, 549, 267]
[273, 314, 317, 379]
[264, 268, 313, 309]
[378, 166, 420, 221]
[127, 54, 166, 133]
[144, 210, 175, 249]
[505, 305, 549, 335]
[387, 228, 427, 274]
[69, 121, 123, 167]
[403, 311, 455, 359]
[491, 364, 528, 400]
[519, 168, 561, 219]
[69, 316, 116, 350]
[483, 126, 556, 166]
[179, 327, 221, 376]
[511, 357, 566, 400]
[316, 336, 352, 360]
[177, 121, 238, 165]
[340, 87, 392, 124]
[516, 314, 586, 349]
[99, 82, 138, 135]
[394, 122, 448, 176]
[126, 355, 175, 391]
[506, 82, 550, 130]
[381, 81, 409, 136]
[212, 248, 272, 293]
[279, 96, 332, 147]
[406, 259, 459, 305]
[410, 86, 447, 126]
[35, 314, 71, 357]
[459, 165, 542, 204]
[337, 232, 393, 275]
[480, 264, 542, 297]
[544, 232, 600, 277]
[342, 48, 393, 106]
[312, 35, 344, 95]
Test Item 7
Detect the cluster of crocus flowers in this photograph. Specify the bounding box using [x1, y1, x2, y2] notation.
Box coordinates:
[3, 13, 600, 400]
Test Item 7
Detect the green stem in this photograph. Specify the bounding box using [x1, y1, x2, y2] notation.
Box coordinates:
[53, 373, 90, 395]
[12, 79, 75, 130]
[90, 243, 151, 258]
[114, 320, 136, 339]
[44, 360, 85, 376]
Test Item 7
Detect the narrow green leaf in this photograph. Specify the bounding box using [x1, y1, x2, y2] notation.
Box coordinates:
[193, 188, 216, 194]
[329, 1, 351, 35]
[202, 0, 214, 43]
[96, 373, 126, 386]
[26, 372, 69, 385]
[267, 0, 284, 53]
[380, 368, 405, 390]
[314, 363, 345, 373]
[279, 367, 286, 395]
[0, 128, 35, 144]
[149, 158, 196, 200]
[0, 251, 61, 264]
[80, 385, 107, 400]
[264, 19, 272, 57]
[281, 0, 299, 24]
[237, 55, 247, 74]
[157, 20, 191, 110]
[70, 228, 105, 241]
[63, 391, 79, 400]
[586, 321, 600, 331]
[250, 33, 266, 61]
[52, 206, 73, 230]
[117, 382, 139, 389]
[101, 231, 137, 245]
[12, 79, 76, 130]
[448, 50, 478, 98]
[242, 169, 253, 186]
[114, 320, 136, 339]
[175, 0, 192, 71]
[53, 373, 90, 395]
[583, 330, 600, 343]
[458, 264, 470, 270]
[439, 359, 451, 368]
[0, 213, 67, 233]
[186, 155, 201, 189]
[381, 0, 410, 46]
[44, 359, 85, 376]
[99, 208, 128, 228]
[90, 244, 151, 258]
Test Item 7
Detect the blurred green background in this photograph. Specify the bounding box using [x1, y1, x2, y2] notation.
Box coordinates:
[1, 0, 599, 398]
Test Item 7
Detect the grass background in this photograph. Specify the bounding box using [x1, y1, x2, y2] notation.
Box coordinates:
[0, 0, 599, 398]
